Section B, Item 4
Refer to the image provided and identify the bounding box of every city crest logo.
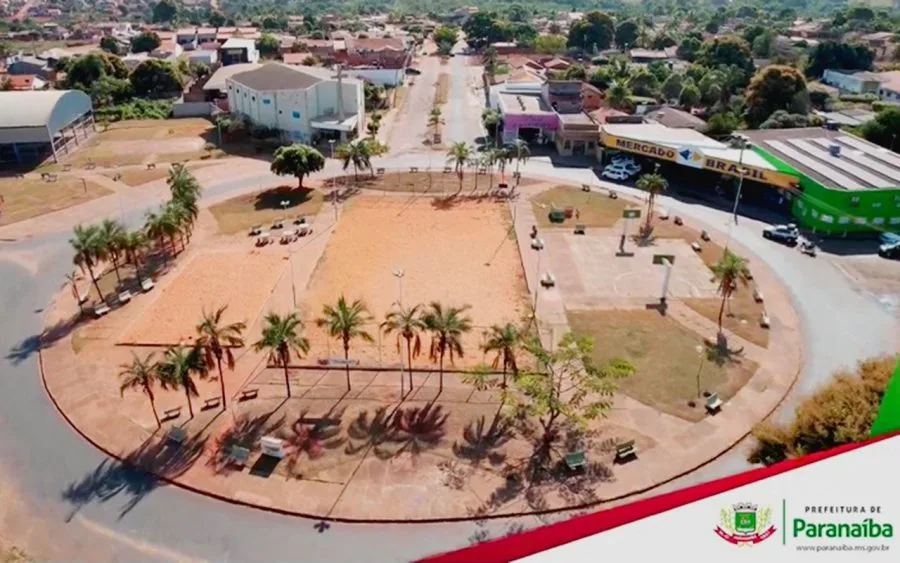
[715,503,777,546]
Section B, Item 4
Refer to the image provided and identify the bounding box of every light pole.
[392,268,405,306]
[694,344,705,399]
[532,247,542,316]
[328,139,336,160]
[730,134,749,226]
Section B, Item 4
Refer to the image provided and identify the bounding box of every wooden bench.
[239,388,259,401]
[146,163,156,170]
[167,427,187,445]
[706,392,723,413]
[227,445,251,467]
[249,225,263,236]
[443,166,452,173]
[691,241,702,252]
[565,451,587,471]
[271,220,284,230]
[93,304,111,317]
[203,396,221,410]
[163,406,182,420]
[753,288,764,303]
[615,440,637,463]
[574,224,586,235]
[141,278,155,292]
[376,167,385,175]
[409,167,419,173]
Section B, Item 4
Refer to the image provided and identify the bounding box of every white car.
[604,164,639,178]
[611,154,635,165]
[602,169,630,181]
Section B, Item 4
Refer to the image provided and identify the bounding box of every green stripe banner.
[871,355,900,438]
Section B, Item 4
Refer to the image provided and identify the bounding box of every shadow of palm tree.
[702,336,746,367]
[345,406,400,459]
[452,414,513,467]
[208,411,286,475]
[7,311,84,365]
[389,403,449,456]
[62,431,207,521]
[281,407,348,477]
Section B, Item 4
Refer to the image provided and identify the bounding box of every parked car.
[622,162,641,175]
[878,241,900,260]
[610,154,635,165]
[405,67,422,75]
[880,232,900,245]
[762,223,800,244]
[602,169,630,181]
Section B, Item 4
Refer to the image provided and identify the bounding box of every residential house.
[877,71,900,101]
[220,38,260,66]
[2,74,46,90]
[581,82,603,111]
[821,70,883,95]
[643,107,708,132]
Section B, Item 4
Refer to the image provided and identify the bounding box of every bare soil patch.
[532,186,631,228]
[208,186,325,235]
[434,73,450,105]
[325,171,537,195]
[0,177,110,226]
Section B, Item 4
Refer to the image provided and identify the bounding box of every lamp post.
[730,134,749,226]
[328,138,336,159]
[694,344,705,399]
[392,268,405,306]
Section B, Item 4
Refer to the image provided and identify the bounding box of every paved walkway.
[36,176,802,522]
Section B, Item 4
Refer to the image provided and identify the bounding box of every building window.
[872,201,882,208]
[872,217,885,225]
[263,99,271,105]
[820,214,833,223]
[292,111,300,119]
[890,217,900,225]
[853,217,866,225]
[838,216,850,224]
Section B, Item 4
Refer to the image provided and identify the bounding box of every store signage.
[601,132,799,189]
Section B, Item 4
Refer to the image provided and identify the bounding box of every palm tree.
[162,203,186,252]
[482,46,499,77]
[119,352,162,428]
[253,312,309,398]
[70,224,106,301]
[506,138,530,178]
[446,142,471,193]
[606,79,631,110]
[196,305,246,410]
[493,147,510,182]
[635,171,668,230]
[336,139,372,181]
[167,163,201,203]
[428,107,444,138]
[144,209,175,261]
[156,345,208,419]
[98,219,126,284]
[381,304,425,392]
[119,230,148,278]
[65,271,85,312]
[711,250,751,336]
[482,323,521,389]
[422,302,472,394]
[316,296,374,391]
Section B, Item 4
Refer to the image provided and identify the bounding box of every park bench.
[93,304,110,317]
[608,189,618,199]
[112,173,122,181]
[167,427,187,445]
[615,440,637,463]
[118,290,132,305]
[146,163,156,170]
[674,216,683,226]
[753,288,764,303]
[574,224,586,235]
[249,225,263,236]
[271,220,284,230]
[297,224,311,236]
[41,173,58,182]
[700,230,711,241]
[62,164,72,172]
[691,241,702,252]
[163,406,182,420]
[706,392,723,413]
[760,312,771,329]
[443,166,452,173]
[530,237,544,250]
[293,216,307,226]
[140,278,155,292]
[255,234,270,247]
[581,184,591,192]
[202,396,221,410]
[409,167,419,173]
[280,230,295,244]
[239,388,259,401]
[565,450,587,471]
[540,272,556,288]
[376,168,385,175]
[227,445,251,467]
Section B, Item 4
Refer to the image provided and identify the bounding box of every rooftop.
[228,63,360,92]
[221,37,257,49]
[498,92,554,115]
[203,62,262,90]
[742,127,900,191]
[644,107,707,130]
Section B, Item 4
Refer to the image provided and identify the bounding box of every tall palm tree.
[381,304,425,391]
[606,79,632,110]
[65,271,85,312]
[422,302,472,394]
[119,230,148,277]
[482,46,499,78]
[336,139,372,181]
[156,345,208,419]
[144,209,175,261]
[119,352,163,428]
[70,224,106,300]
[428,107,444,138]
[196,305,246,410]
[446,142,471,193]
[482,323,521,389]
[167,162,201,203]
[711,250,750,336]
[316,296,374,392]
[636,171,668,230]
[98,219,126,284]
[162,203,186,252]
[253,312,309,398]
[493,147,510,182]
[506,138,530,178]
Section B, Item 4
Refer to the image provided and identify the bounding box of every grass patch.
[103,162,217,187]
[324,171,537,194]
[99,118,214,141]
[435,73,450,105]
[567,308,757,422]
[0,177,111,226]
[531,185,630,228]
[209,186,325,235]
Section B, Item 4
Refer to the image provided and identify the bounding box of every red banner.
[714,526,776,545]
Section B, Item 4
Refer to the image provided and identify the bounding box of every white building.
[344,66,405,86]
[221,38,260,66]
[226,63,365,142]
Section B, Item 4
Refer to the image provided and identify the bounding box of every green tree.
[534,34,567,55]
[805,41,875,78]
[679,82,701,109]
[209,11,226,28]
[432,25,458,46]
[152,0,178,23]
[130,31,162,54]
[508,333,634,463]
[711,250,750,335]
[481,46,500,76]
[567,11,615,51]
[89,76,133,107]
[66,53,127,90]
[627,70,660,98]
[676,36,702,62]
[270,143,326,188]
[119,352,163,428]
[697,35,754,78]
[463,12,511,50]
[564,63,587,80]
[446,141,472,193]
[130,59,183,98]
[100,36,121,55]
[636,172,668,230]
[336,139,373,181]
[254,312,309,398]
[98,218,126,284]
[860,107,900,153]
[706,112,740,136]
[156,345,208,419]
[381,304,426,392]
[506,138,529,177]
[422,302,472,394]
[196,305,246,410]
[606,79,632,110]
[662,72,684,101]
[316,296,375,392]
[70,224,106,300]
[481,108,501,142]
[615,20,639,49]
[482,323,521,389]
[119,230,148,278]
[256,33,280,58]
[744,65,808,127]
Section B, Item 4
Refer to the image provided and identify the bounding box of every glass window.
[292,111,301,119]
[263,99,271,105]
[890,217,900,225]
[820,215,833,223]
[872,217,885,225]
[853,217,866,225]
[838,216,850,224]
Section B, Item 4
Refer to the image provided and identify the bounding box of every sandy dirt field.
[119,251,288,345]
[303,197,529,367]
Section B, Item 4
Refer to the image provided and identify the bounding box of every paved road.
[1,154,897,560]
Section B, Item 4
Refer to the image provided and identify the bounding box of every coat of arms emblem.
[715,503,776,545]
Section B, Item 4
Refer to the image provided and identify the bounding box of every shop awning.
[311,114,359,133]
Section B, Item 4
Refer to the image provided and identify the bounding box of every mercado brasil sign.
[601,132,799,190]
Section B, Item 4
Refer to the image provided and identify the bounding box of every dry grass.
[208,186,325,235]
[0,177,111,226]
[531,185,630,229]
[324,171,537,194]
[99,118,214,141]
[435,73,450,105]
[567,309,758,422]
[103,162,218,187]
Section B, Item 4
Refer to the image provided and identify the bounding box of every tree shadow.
[62,431,208,521]
[253,185,316,211]
[280,407,348,477]
[207,410,286,475]
[452,414,513,467]
[631,224,658,248]
[6,311,84,365]
[323,185,361,203]
[345,406,400,459]
[388,402,449,456]
[703,334,746,367]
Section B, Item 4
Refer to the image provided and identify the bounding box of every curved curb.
[38,174,804,524]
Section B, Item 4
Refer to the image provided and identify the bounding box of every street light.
[392,268,405,306]
[695,344,705,399]
[730,134,749,226]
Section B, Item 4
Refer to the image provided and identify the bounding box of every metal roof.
[0,90,92,131]
[228,63,361,92]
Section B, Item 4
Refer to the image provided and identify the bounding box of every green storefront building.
[743,128,900,236]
